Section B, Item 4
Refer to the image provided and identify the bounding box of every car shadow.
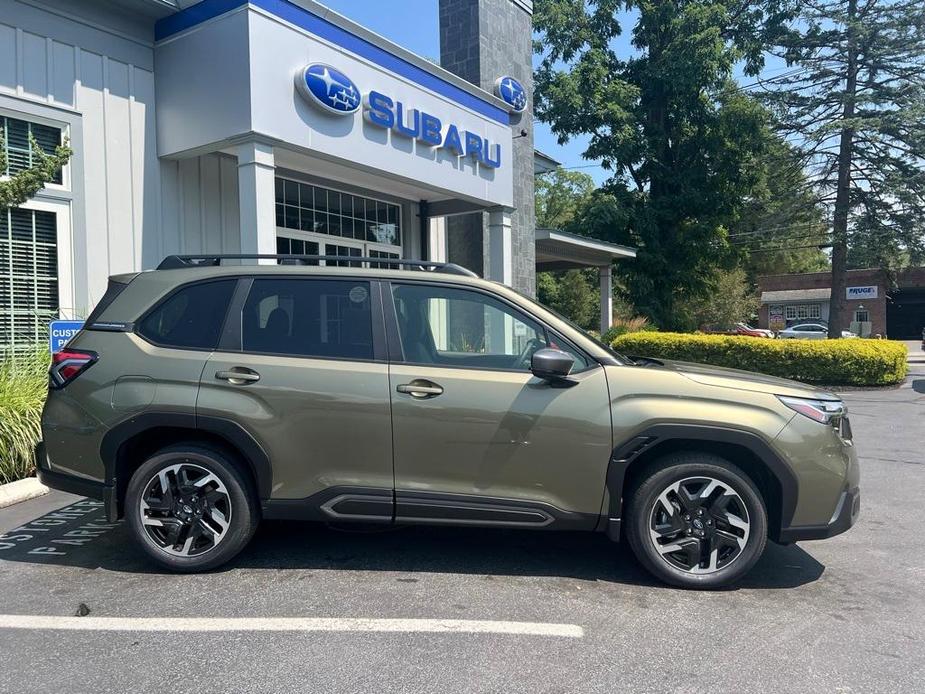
[0,499,825,591]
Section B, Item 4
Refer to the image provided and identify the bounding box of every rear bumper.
[777,487,860,543]
[34,442,117,521]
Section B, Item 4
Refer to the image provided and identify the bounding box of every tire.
[125,444,259,572]
[625,453,768,589]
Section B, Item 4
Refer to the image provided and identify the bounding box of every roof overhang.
[760,288,832,303]
[535,229,636,270]
[533,149,561,175]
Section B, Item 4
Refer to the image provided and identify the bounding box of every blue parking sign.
[49,320,85,353]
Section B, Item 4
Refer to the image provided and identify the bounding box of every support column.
[600,264,614,334]
[237,141,276,261]
[486,207,513,286]
[486,207,514,354]
[428,217,447,262]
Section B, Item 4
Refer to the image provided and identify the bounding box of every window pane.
[284,180,299,206]
[0,207,60,347]
[242,278,372,359]
[284,205,299,230]
[138,280,236,349]
[313,187,328,214]
[275,178,284,204]
[328,191,342,215]
[391,284,548,370]
[353,196,367,220]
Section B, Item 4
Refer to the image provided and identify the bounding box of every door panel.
[198,353,392,500]
[197,276,392,504]
[386,282,612,522]
[389,364,612,520]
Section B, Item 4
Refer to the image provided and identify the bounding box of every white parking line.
[0,615,584,638]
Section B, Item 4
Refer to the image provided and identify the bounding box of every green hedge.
[611,332,908,386]
[0,350,49,484]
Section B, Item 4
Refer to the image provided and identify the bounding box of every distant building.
[758,268,925,338]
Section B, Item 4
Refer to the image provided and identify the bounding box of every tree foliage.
[535,169,596,228]
[0,128,73,212]
[676,266,758,330]
[534,0,795,329]
[733,137,830,280]
[763,0,925,335]
[537,268,600,330]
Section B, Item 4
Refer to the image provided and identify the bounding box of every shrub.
[0,349,49,484]
[602,316,656,344]
[611,332,908,386]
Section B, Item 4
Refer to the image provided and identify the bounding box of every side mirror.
[531,348,574,382]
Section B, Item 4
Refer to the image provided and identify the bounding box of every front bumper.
[35,442,118,521]
[777,486,860,543]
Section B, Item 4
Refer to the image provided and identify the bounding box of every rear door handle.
[215,368,260,384]
[396,380,444,398]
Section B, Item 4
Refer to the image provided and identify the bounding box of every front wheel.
[125,445,259,572]
[625,453,768,589]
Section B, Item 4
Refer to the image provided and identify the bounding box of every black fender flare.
[99,412,273,500]
[604,424,798,540]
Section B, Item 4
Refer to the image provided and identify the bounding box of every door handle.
[215,368,260,384]
[396,380,444,398]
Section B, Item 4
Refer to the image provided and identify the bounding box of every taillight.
[49,349,98,389]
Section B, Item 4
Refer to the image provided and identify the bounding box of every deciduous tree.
[534,0,794,329]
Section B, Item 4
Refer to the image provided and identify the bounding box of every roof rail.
[156,254,479,277]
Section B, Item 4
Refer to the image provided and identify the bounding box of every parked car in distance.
[734,322,775,338]
[778,323,857,339]
[37,254,860,589]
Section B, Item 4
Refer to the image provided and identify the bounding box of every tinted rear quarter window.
[241,278,373,360]
[138,280,236,349]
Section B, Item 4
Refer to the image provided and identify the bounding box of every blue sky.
[318,1,785,186]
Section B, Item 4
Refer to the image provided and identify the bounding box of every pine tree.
[764,0,925,337]
[0,129,72,212]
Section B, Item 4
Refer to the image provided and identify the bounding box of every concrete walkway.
[902,340,925,363]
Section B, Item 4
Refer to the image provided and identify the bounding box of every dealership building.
[758,268,925,339]
[0,0,634,347]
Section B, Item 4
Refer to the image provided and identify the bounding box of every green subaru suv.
[37,255,859,588]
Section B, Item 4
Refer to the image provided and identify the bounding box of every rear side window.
[138,280,236,349]
[241,278,373,360]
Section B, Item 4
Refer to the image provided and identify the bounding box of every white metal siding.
[0,1,241,314]
[159,154,241,261]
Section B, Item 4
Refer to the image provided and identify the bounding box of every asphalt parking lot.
[1,366,923,694]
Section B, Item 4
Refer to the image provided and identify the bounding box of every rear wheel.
[125,445,259,572]
[625,453,767,589]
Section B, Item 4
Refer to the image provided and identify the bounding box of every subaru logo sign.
[296,63,361,115]
[294,63,504,169]
[494,76,527,113]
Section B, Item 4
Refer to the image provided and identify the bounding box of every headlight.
[778,396,852,441]
[778,396,845,424]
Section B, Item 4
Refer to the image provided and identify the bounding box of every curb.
[0,477,49,509]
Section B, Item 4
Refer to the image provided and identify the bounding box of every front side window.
[138,280,236,349]
[242,278,373,360]
[391,283,588,371]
